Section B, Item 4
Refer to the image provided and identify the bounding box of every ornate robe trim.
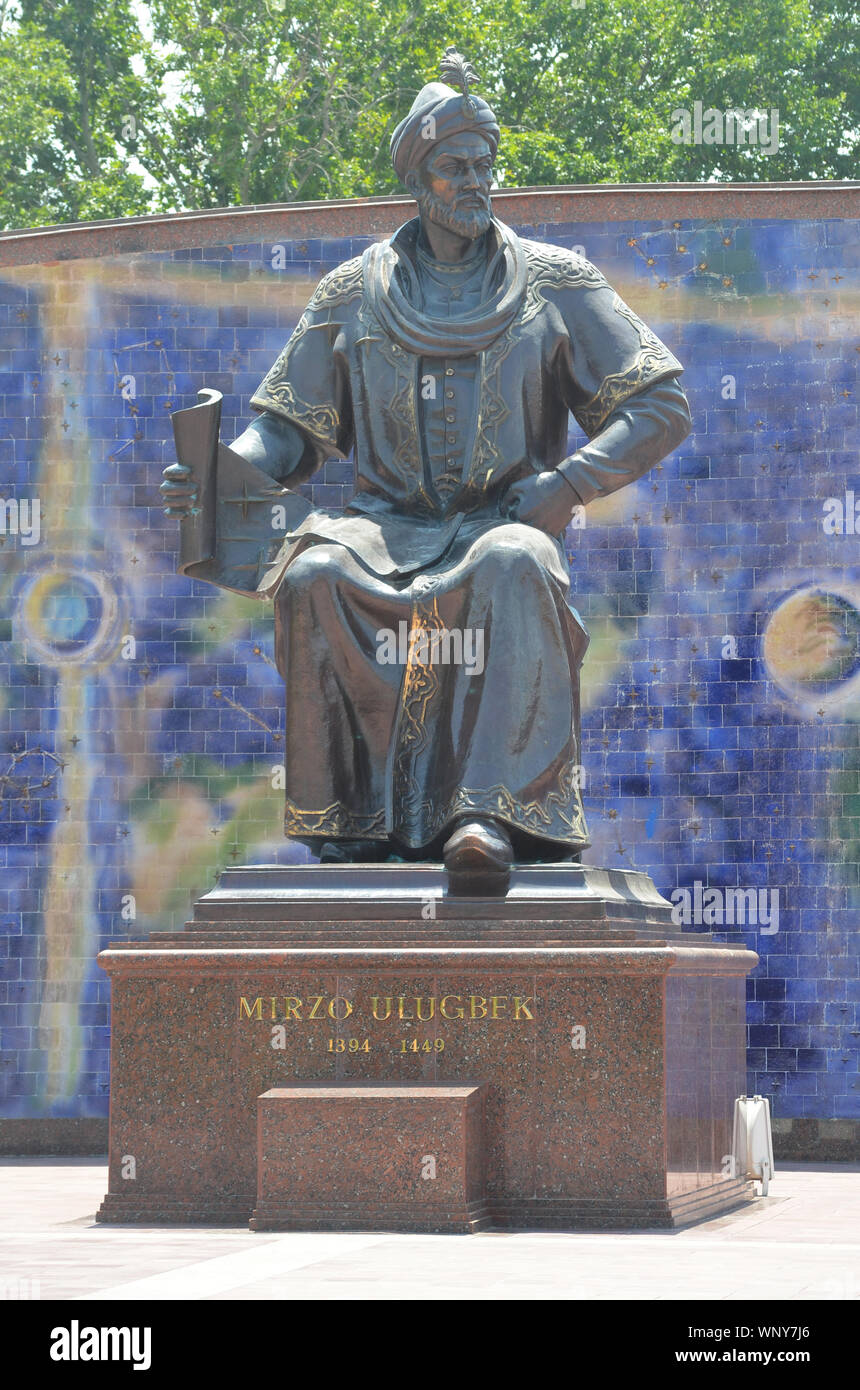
[250,257,364,451]
[575,294,682,436]
[285,799,387,840]
[252,378,340,447]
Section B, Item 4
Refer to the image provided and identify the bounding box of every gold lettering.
[239,989,533,1024]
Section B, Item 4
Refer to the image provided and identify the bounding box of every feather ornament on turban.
[390,49,500,182]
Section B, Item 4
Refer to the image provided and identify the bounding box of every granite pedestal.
[252,1082,488,1232]
[97,864,758,1230]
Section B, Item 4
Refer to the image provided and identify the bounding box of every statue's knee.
[284,545,339,597]
[486,526,549,579]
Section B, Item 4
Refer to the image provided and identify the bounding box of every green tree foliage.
[0,19,76,228]
[0,0,856,229]
[4,0,156,224]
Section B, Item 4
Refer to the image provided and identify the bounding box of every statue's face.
[407,132,494,241]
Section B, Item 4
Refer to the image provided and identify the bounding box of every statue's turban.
[390,82,499,182]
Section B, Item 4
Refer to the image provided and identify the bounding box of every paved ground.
[1,1158,858,1301]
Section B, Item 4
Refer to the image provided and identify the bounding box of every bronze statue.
[162,49,691,891]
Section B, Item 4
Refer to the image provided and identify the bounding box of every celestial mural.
[0,208,857,1120]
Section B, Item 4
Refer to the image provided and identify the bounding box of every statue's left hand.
[503,470,578,536]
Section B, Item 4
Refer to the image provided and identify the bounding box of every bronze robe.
[241,218,688,855]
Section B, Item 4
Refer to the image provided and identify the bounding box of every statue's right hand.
[160,462,199,517]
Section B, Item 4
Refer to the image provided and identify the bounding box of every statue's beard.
[414,185,492,241]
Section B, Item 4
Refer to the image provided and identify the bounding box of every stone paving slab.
[1,1158,857,1301]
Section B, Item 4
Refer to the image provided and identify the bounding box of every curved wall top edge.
[1,181,858,269]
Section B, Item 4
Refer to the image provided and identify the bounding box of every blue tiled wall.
[0,211,857,1118]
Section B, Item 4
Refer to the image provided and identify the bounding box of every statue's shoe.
[442,817,513,894]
